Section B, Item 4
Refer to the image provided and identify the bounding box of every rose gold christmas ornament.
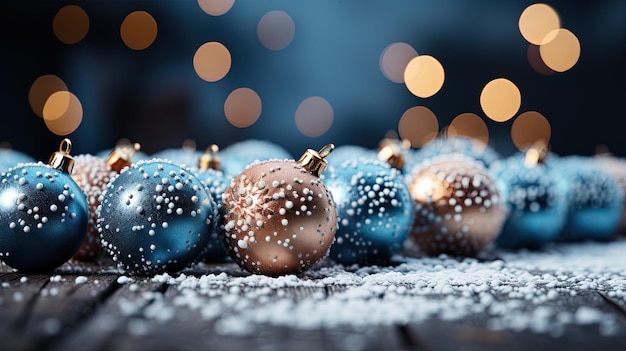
[407,155,508,257]
[220,144,338,276]
[70,142,141,261]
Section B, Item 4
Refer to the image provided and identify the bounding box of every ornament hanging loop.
[298,143,335,177]
[106,142,141,172]
[48,138,75,174]
[199,144,221,170]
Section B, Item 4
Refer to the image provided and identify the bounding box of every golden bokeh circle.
[398,106,439,148]
[120,11,158,50]
[480,78,521,123]
[404,55,445,98]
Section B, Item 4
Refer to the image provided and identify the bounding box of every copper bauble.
[407,155,508,257]
[220,145,338,276]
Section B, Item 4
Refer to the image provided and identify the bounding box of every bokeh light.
[198,0,235,16]
[518,3,560,45]
[539,28,580,72]
[224,88,262,128]
[379,42,418,83]
[53,5,89,45]
[193,41,232,82]
[480,78,521,122]
[295,97,333,137]
[257,11,295,51]
[510,111,551,151]
[398,106,439,147]
[447,112,489,147]
[43,91,83,136]
[527,44,556,75]
[120,11,158,50]
[404,55,445,98]
[28,75,68,118]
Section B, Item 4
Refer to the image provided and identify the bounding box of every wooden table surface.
[2,239,626,351]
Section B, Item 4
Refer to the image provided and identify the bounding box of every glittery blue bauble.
[556,156,624,241]
[191,167,232,263]
[0,149,36,173]
[412,136,501,170]
[0,162,89,273]
[97,159,216,275]
[490,154,569,249]
[219,139,293,177]
[324,158,414,265]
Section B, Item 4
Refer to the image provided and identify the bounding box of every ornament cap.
[199,144,221,170]
[298,143,334,177]
[106,142,141,172]
[524,140,549,167]
[48,138,75,174]
[378,132,411,170]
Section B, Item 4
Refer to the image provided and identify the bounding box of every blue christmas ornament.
[330,145,376,165]
[412,135,501,170]
[324,157,414,265]
[0,146,36,173]
[151,139,202,169]
[0,139,89,273]
[189,145,232,263]
[97,158,216,275]
[556,155,624,241]
[490,148,568,249]
[219,139,293,177]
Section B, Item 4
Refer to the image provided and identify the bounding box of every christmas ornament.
[70,142,141,261]
[330,145,376,165]
[96,138,150,163]
[594,151,626,235]
[190,144,232,263]
[0,144,36,173]
[0,138,89,273]
[151,139,202,169]
[407,154,508,257]
[490,146,568,250]
[410,135,501,171]
[220,144,338,276]
[324,157,414,266]
[219,139,293,177]
[97,158,216,276]
[556,155,624,241]
[376,133,412,171]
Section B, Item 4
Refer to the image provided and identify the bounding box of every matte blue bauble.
[219,139,293,177]
[324,158,414,265]
[557,156,624,241]
[490,152,568,249]
[97,159,216,275]
[0,153,89,273]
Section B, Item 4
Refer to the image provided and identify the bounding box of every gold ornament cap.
[378,132,411,170]
[199,144,221,170]
[106,142,141,172]
[48,138,75,174]
[523,140,549,167]
[298,143,334,177]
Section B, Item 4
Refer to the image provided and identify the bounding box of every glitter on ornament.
[407,154,508,257]
[556,155,624,242]
[0,139,89,273]
[71,142,142,261]
[97,158,216,276]
[189,144,232,263]
[324,157,414,266]
[490,146,569,250]
[219,139,293,178]
[220,144,338,277]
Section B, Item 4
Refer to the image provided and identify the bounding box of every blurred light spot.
[448,113,489,147]
[539,28,580,72]
[43,91,83,136]
[53,5,89,45]
[527,44,555,75]
[224,88,262,128]
[518,3,560,45]
[193,41,232,82]
[511,111,551,151]
[29,75,68,118]
[404,55,445,98]
[295,97,333,137]
[480,78,521,122]
[379,42,418,83]
[257,11,295,51]
[120,11,158,50]
[198,0,235,16]
[398,106,439,148]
